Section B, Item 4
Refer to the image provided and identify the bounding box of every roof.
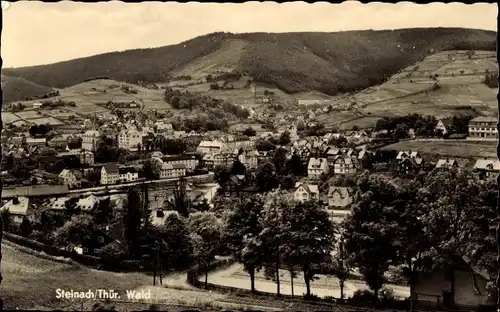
[161,163,186,170]
[333,156,353,165]
[437,119,453,127]
[2,185,69,198]
[26,138,47,143]
[58,169,76,178]
[470,116,498,123]
[102,163,119,174]
[83,130,101,137]
[294,182,319,194]
[162,155,196,162]
[77,195,99,211]
[474,159,500,171]
[118,167,137,175]
[51,197,69,211]
[328,186,353,198]
[436,158,458,168]
[1,196,31,215]
[308,157,328,169]
[198,140,225,148]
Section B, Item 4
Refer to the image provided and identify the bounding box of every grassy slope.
[317,50,498,129]
[379,139,497,160]
[1,74,53,103]
[3,28,496,96]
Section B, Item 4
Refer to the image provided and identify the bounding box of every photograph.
[0,1,498,311]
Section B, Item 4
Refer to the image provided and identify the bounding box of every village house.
[160,163,186,179]
[118,129,143,151]
[332,156,356,175]
[202,154,215,170]
[221,175,247,197]
[293,182,320,202]
[76,194,100,212]
[326,186,354,208]
[48,135,70,149]
[325,146,342,164]
[468,116,498,139]
[50,197,69,212]
[435,118,453,135]
[214,153,235,168]
[397,157,422,175]
[0,196,33,224]
[82,130,100,151]
[10,135,26,146]
[412,255,495,311]
[237,150,259,169]
[435,158,459,170]
[197,139,226,155]
[162,155,199,172]
[100,163,120,185]
[26,137,47,148]
[396,150,424,165]
[154,121,174,134]
[118,166,139,183]
[307,158,329,180]
[473,159,500,178]
[58,169,81,189]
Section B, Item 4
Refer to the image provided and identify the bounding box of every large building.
[118,129,143,151]
[468,116,498,139]
[82,130,101,151]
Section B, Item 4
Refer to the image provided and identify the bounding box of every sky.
[2,1,497,68]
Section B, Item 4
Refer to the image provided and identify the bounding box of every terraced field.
[318,50,498,129]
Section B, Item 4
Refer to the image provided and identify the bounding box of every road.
[203,263,410,300]
[69,173,214,194]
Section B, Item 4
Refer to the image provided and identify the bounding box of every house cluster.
[197,137,263,170]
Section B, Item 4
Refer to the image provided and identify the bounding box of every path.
[204,263,410,299]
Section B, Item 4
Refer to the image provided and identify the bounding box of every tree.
[282,200,335,297]
[54,214,97,250]
[93,197,114,225]
[278,131,291,146]
[242,127,257,137]
[329,238,352,301]
[224,195,266,293]
[255,139,276,152]
[214,165,231,186]
[124,188,144,255]
[19,218,32,237]
[259,191,292,296]
[188,212,223,287]
[231,160,246,176]
[255,162,279,192]
[159,214,193,270]
[343,173,401,301]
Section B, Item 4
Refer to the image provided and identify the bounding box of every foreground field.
[380,139,497,159]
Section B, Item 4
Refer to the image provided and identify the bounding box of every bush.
[347,289,377,306]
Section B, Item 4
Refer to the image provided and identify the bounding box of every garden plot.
[2,112,21,123]
[29,117,65,125]
[15,110,43,119]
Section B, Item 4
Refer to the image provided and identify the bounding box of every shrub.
[347,289,377,306]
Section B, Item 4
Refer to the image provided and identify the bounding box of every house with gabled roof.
[0,196,34,224]
[160,163,186,179]
[332,156,356,175]
[435,158,459,170]
[435,118,453,135]
[326,186,355,208]
[294,182,319,202]
[58,169,81,189]
[118,166,139,183]
[396,150,423,165]
[307,157,329,180]
[100,163,119,185]
[474,159,500,178]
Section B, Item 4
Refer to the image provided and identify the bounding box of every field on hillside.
[6,79,172,123]
[380,139,497,159]
[319,50,498,129]
[1,75,53,103]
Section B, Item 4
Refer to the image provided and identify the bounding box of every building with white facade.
[118,129,143,151]
[468,116,498,139]
[307,157,329,180]
[82,130,100,152]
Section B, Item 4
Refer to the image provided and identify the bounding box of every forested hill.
[3,28,496,96]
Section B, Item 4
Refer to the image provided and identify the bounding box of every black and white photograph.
[0,1,498,311]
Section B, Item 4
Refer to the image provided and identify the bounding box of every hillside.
[1,75,54,103]
[3,28,496,96]
[316,49,498,129]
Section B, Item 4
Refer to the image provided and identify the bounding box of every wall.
[413,269,449,308]
[454,270,493,307]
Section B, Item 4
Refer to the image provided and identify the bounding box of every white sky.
[2,1,497,68]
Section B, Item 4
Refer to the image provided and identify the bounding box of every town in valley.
[0,2,498,312]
